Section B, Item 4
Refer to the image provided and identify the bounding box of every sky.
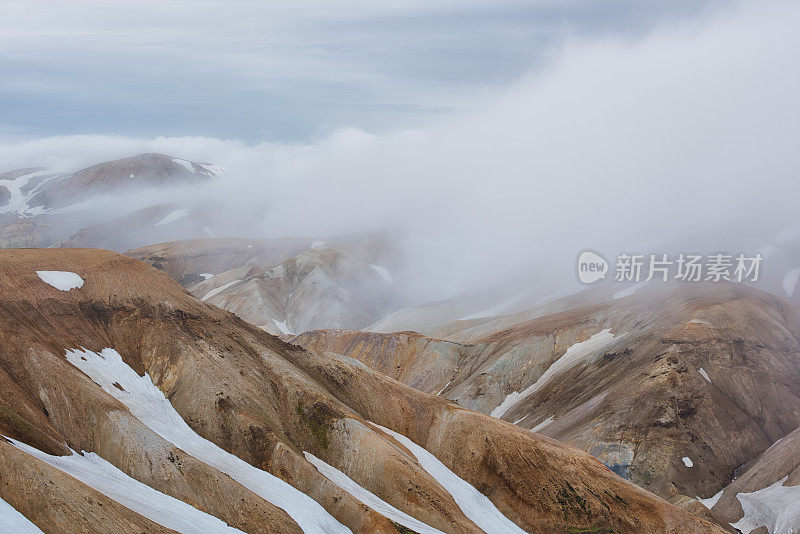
[1,0,716,142]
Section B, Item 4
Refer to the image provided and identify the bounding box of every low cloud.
[2,0,799,302]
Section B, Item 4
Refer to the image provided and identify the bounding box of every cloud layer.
[2,0,799,301]
[0,0,711,140]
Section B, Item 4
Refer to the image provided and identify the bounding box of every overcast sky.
[1,0,716,142]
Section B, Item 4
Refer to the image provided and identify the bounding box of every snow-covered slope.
[0,248,721,533]
[0,495,43,534]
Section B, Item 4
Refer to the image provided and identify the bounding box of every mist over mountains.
[2,1,800,533]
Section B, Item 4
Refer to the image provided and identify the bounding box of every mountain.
[127,237,319,287]
[706,423,800,532]
[292,283,800,521]
[194,244,394,335]
[27,153,217,211]
[0,248,721,533]
[131,238,398,335]
[0,154,217,217]
[0,154,222,250]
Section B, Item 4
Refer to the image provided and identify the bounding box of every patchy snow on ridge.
[612,282,646,300]
[731,476,800,534]
[64,347,351,534]
[304,452,443,534]
[435,379,453,396]
[274,319,293,335]
[530,416,555,433]
[155,208,190,226]
[0,170,55,216]
[682,457,693,467]
[200,273,214,280]
[698,489,723,510]
[698,368,711,383]
[198,163,224,175]
[369,264,392,284]
[459,288,537,321]
[492,329,622,419]
[172,159,196,173]
[783,268,800,297]
[201,280,241,301]
[6,437,243,534]
[36,271,84,291]
[373,423,526,534]
[0,494,43,533]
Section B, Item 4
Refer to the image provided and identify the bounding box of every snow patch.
[274,319,292,335]
[612,282,646,300]
[698,490,723,510]
[6,437,243,533]
[200,273,214,280]
[201,280,241,301]
[36,271,84,291]
[129,173,135,179]
[198,163,224,176]
[682,457,694,467]
[459,288,537,321]
[311,241,326,249]
[782,268,800,297]
[0,494,43,533]
[698,368,711,383]
[435,379,453,396]
[155,209,190,226]
[64,347,351,534]
[373,423,525,534]
[172,159,196,173]
[304,452,443,534]
[369,264,392,284]
[530,416,555,433]
[492,329,621,418]
[732,476,800,534]
[0,170,55,216]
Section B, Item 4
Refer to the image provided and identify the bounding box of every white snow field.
[155,208,190,226]
[373,423,526,534]
[612,282,646,300]
[0,495,43,533]
[274,319,293,335]
[530,416,555,433]
[0,170,54,216]
[172,159,197,173]
[304,452,443,534]
[783,268,800,297]
[731,476,800,534]
[6,437,243,533]
[369,264,393,284]
[682,457,694,467]
[36,271,84,291]
[201,280,241,301]
[64,347,351,534]
[698,490,723,510]
[492,329,622,418]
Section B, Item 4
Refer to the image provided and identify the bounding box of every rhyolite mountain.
[130,237,398,335]
[292,283,800,532]
[0,154,220,249]
[0,249,723,533]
